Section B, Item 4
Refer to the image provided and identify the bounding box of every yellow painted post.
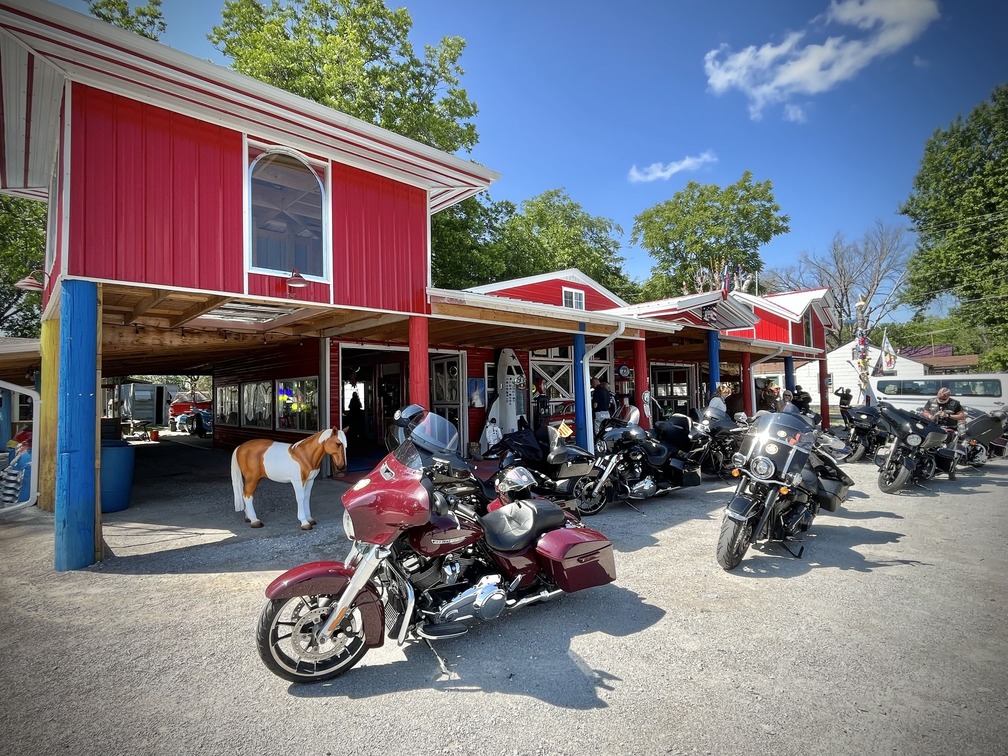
[39,319,60,513]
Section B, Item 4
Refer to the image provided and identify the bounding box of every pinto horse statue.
[231,428,348,530]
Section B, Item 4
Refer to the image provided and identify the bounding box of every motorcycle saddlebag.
[815,478,847,512]
[678,464,701,488]
[536,526,616,592]
[934,447,957,474]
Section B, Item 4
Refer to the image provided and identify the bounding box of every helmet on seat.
[495,466,535,505]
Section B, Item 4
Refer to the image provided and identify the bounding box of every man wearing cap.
[922,387,966,429]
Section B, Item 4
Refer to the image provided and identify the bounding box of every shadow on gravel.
[729,521,909,578]
[288,583,664,708]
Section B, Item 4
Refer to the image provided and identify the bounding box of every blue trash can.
[100,439,135,513]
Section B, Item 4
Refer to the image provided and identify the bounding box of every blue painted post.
[55,280,98,571]
[784,357,796,391]
[573,329,588,450]
[0,388,10,449]
[706,330,721,399]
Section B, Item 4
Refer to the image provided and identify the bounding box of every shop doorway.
[651,364,695,419]
[340,347,409,457]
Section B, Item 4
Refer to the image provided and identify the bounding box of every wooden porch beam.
[167,296,232,328]
[125,288,171,324]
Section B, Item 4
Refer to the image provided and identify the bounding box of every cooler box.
[536,526,616,592]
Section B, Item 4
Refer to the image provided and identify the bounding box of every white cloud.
[628,150,718,183]
[783,104,807,123]
[704,0,940,120]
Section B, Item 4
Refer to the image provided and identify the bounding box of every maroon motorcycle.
[255,406,617,683]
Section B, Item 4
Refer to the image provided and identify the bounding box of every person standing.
[592,379,612,435]
[707,383,732,414]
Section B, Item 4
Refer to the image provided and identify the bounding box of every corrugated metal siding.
[331,162,427,313]
[811,311,827,350]
[68,85,244,292]
[487,280,621,311]
[247,273,332,303]
[752,308,791,343]
[790,321,805,346]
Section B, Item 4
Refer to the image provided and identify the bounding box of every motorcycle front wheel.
[846,436,866,463]
[256,594,369,683]
[716,516,752,571]
[572,472,613,516]
[877,461,912,493]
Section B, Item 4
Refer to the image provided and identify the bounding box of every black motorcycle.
[839,403,889,463]
[486,425,596,509]
[692,406,747,476]
[875,402,956,493]
[956,410,1008,468]
[716,411,853,571]
[576,416,701,516]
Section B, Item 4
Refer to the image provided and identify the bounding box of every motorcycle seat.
[480,498,568,552]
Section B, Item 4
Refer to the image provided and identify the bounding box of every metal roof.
[0,0,498,208]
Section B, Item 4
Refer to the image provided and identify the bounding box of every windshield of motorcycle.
[737,412,813,477]
[701,405,736,431]
[392,410,460,467]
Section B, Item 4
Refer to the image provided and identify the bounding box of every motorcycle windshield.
[738,412,813,477]
[397,411,460,458]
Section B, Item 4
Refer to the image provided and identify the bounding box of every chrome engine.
[627,475,658,500]
[435,575,507,623]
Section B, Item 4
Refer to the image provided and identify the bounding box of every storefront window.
[242,382,273,429]
[215,385,239,426]
[276,378,319,432]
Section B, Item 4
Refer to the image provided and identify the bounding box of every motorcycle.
[875,402,956,493]
[486,424,596,510]
[839,403,889,463]
[692,405,748,476]
[955,409,1008,468]
[716,411,853,571]
[255,406,616,683]
[576,411,701,516]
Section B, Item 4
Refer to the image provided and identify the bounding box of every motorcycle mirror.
[733,412,748,424]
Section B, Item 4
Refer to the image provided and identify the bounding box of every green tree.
[209,0,478,154]
[431,195,522,290]
[503,189,639,302]
[632,170,789,297]
[879,315,990,357]
[900,83,1008,348]
[0,196,47,338]
[87,0,166,40]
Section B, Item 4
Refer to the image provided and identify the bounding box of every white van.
[869,374,1007,417]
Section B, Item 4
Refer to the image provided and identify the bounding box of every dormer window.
[562,287,585,310]
[249,149,326,278]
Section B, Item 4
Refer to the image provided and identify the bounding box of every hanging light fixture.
[286,268,308,289]
[14,270,45,292]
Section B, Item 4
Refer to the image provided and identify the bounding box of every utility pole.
[855,295,870,404]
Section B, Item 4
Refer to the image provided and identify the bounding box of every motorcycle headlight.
[731,452,746,468]
[343,509,355,540]
[750,456,775,480]
[906,433,923,448]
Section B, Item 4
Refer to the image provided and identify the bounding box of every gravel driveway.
[1,437,1005,756]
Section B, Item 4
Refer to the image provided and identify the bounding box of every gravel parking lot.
[1,437,1005,756]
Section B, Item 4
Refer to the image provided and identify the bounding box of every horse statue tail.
[231,447,245,512]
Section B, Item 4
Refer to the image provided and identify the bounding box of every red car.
[169,391,212,419]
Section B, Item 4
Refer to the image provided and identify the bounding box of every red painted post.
[633,339,650,430]
[741,351,753,416]
[408,315,429,409]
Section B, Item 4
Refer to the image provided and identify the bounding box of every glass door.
[430,355,462,429]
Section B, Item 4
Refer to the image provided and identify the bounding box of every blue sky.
[57,0,1007,286]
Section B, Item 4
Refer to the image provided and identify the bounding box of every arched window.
[249,151,325,278]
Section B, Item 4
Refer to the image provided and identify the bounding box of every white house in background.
[794,337,927,410]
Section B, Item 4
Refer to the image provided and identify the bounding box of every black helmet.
[495,466,535,504]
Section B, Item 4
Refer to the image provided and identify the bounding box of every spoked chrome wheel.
[573,472,612,516]
[256,594,369,683]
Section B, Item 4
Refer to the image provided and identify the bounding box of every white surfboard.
[480,348,528,452]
